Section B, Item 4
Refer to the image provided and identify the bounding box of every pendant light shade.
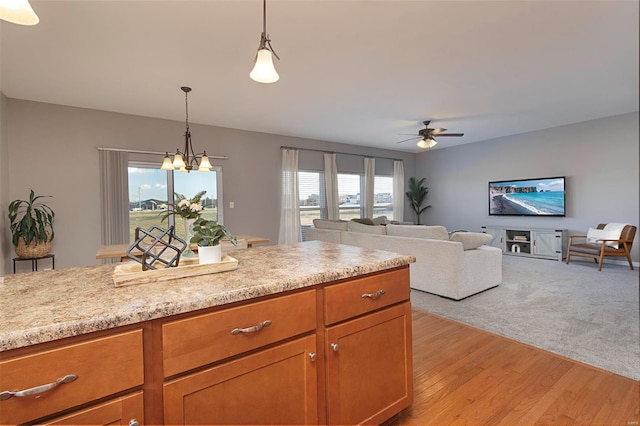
[0,0,39,25]
[250,49,280,83]
[250,0,280,83]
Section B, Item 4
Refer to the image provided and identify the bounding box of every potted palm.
[405,177,431,225]
[190,218,237,264]
[8,189,55,258]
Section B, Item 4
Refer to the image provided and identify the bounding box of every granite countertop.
[0,241,415,352]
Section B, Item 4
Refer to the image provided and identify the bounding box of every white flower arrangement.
[160,191,206,221]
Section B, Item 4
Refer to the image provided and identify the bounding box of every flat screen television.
[489,176,566,216]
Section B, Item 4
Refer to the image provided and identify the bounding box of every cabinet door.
[44,392,143,425]
[163,335,317,425]
[325,302,413,425]
[532,231,557,257]
[483,228,505,251]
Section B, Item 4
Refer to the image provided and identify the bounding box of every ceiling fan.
[396,120,464,149]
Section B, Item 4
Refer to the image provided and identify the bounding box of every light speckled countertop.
[0,241,414,352]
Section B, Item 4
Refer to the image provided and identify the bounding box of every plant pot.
[198,244,222,264]
[15,238,52,259]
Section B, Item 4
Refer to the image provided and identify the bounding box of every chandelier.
[161,87,212,173]
[249,0,280,83]
[0,0,39,25]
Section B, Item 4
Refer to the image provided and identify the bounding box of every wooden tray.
[112,255,238,287]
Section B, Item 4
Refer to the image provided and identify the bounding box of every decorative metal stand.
[126,226,187,271]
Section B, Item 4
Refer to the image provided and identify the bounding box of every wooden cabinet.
[44,391,143,425]
[0,266,412,425]
[482,226,568,261]
[163,335,318,425]
[323,268,413,425]
[0,330,144,425]
[325,302,413,425]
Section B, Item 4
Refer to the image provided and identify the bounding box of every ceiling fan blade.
[431,128,447,135]
[436,133,464,137]
[396,136,420,144]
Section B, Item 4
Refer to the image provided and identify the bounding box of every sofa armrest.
[305,227,342,244]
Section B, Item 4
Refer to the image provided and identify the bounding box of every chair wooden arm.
[568,235,588,245]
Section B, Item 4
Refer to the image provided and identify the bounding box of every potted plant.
[8,189,55,259]
[405,177,431,225]
[190,218,237,264]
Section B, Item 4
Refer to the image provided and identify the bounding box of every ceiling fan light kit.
[160,87,212,173]
[250,0,280,83]
[397,120,464,149]
[0,0,39,25]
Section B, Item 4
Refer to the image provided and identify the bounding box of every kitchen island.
[0,241,415,425]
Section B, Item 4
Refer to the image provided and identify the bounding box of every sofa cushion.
[313,219,348,231]
[347,221,387,235]
[350,218,375,226]
[386,224,449,240]
[449,232,492,250]
[371,216,388,225]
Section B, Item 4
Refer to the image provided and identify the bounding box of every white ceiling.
[1,0,638,153]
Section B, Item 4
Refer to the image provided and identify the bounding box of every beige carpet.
[410,255,640,380]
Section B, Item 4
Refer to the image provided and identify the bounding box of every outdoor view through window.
[128,164,221,242]
[299,171,393,239]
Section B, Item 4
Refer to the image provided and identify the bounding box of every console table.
[13,254,55,273]
[482,226,568,261]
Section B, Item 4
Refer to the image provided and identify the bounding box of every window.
[127,161,223,242]
[374,175,394,218]
[338,173,362,221]
[299,171,325,240]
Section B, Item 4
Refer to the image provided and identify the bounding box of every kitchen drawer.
[163,289,317,377]
[324,267,410,325]
[0,330,143,425]
[44,391,143,425]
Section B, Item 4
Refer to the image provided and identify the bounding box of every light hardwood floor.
[389,310,639,426]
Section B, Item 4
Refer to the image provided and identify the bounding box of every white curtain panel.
[99,150,130,264]
[393,160,405,221]
[363,157,375,219]
[324,153,339,220]
[278,148,301,244]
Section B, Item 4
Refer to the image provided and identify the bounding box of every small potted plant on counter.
[190,218,237,264]
[8,189,55,259]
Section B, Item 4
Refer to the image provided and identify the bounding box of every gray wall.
[415,112,639,263]
[3,99,415,272]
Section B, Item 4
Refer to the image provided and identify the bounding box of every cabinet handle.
[231,320,272,335]
[362,289,385,299]
[331,343,340,352]
[0,374,77,401]
[129,420,140,426]
[308,352,318,361]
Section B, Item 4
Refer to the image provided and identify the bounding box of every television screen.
[489,176,566,216]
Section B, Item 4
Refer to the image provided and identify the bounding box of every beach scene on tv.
[489,177,565,216]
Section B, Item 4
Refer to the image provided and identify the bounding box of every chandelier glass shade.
[250,0,279,83]
[417,137,437,149]
[0,0,39,25]
[161,87,211,173]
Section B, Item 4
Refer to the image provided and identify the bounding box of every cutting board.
[112,255,238,287]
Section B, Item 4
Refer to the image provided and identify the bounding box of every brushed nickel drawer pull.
[0,374,78,401]
[362,289,385,299]
[231,320,272,335]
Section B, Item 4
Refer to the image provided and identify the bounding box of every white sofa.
[306,220,502,300]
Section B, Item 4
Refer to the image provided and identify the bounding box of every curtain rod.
[280,146,403,162]
[97,147,229,160]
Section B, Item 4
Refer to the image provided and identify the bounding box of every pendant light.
[249,0,280,83]
[0,0,39,25]
[161,87,212,173]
